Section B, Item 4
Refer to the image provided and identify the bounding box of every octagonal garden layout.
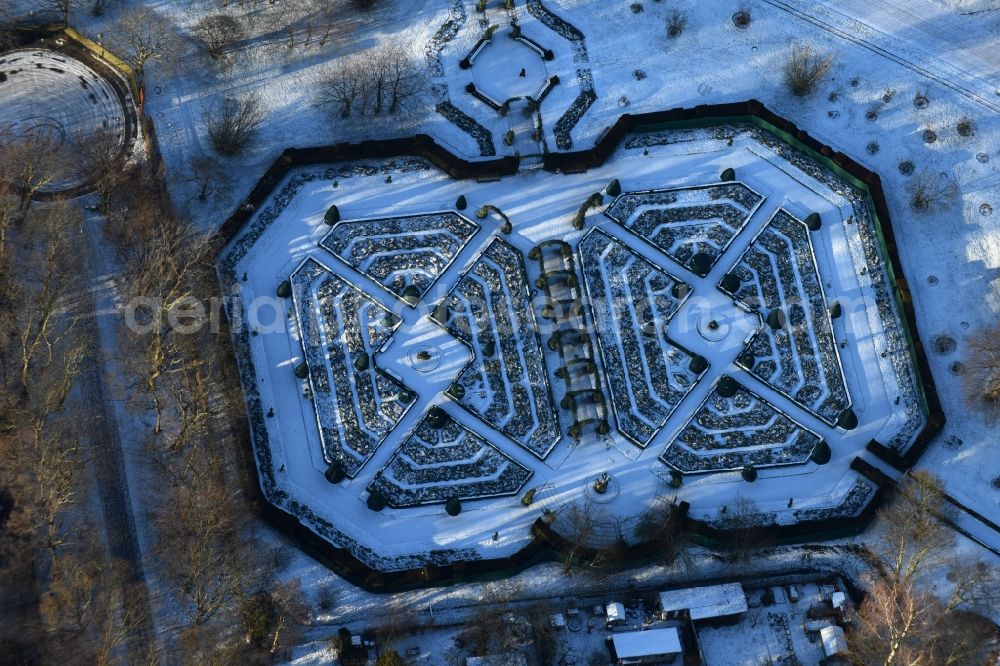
[219,119,930,573]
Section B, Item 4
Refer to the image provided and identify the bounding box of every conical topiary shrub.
[325,462,345,484]
[766,308,786,330]
[432,303,449,324]
[445,496,462,516]
[455,195,468,210]
[717,375,739,398]
[447,384,466,399]
[837,408,858,430]
[671,282,690,299]
[810,440,831,465]
[742,464,758,482]
[719,273,740,293]
[398,390,414,404]
[324,204,340,226]
[402,284,421,305]
[294,362,309,379]
[606,178,622,197]
[277,280,292,298]
[354,353,369,372]
[427,405,449,428]
[720,167,736,182]
[689,355,708,374]
[804,212,822,231]
[367,491,387,512]
[829,301,842,319]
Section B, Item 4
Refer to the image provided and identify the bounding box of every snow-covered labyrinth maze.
[220,120,931,572]
[0,47,130,192]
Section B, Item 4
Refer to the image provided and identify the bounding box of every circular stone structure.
[471,37,547,103]
[407,344,442,373]
[697,315,730,342]
[0,47,131,193]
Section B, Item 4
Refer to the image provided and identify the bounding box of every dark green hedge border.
[218,100,941,592]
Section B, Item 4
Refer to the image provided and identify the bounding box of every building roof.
[658,583,748,621]
[606,602,626,623]
[821,625,848,656]
[611,628,683,659]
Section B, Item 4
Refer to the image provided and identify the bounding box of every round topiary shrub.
[742,464,758,482]
[837,408,858,430]
[466,82,477,94]
[544,49,555,61]
[689,252,712,277]
[804,212,822,231]
[325,462,345,484]
[277,280,292,298]
[427,405,449,428]
[689,355,708,374]
[766,308,786,330]
[354,353,370,372]
[366,491,387,512]
[717,375,739,398]
[720,167,736,182]
[829,301,842,319]
[445,496,462,516]
[455,194,468,210]
[398,390,414,404]
[720,273,740,293]
[810,440,831,465]
[606,178,622,197]
[324,205,340,226]
[294,362,309,379]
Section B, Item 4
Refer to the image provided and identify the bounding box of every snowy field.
[220,122,926,570]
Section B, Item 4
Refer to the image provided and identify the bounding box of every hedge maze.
[661,378,823,473]
[369,411,532,508]
[433,238,562,458]
[579,229,704,446]
[290,258,414,477]
[604,183,764,275]
[722,210,851,423]
[320,212,479,305]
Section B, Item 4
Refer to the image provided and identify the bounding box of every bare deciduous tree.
[77,129,123,216]
[0,130,72,212]
[110,8,181,80]
[963,324,1000,420]
[317,39,425,118]
[194,13,246,59]
[909,169,957,212]
[185,155,231,203]
[875,470,954,584]
[206,92,266,156]
[784,43,834,97]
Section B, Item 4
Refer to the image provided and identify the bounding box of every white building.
[657,582,748,623]
[611,627,683,665]
[821,625,849,658]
